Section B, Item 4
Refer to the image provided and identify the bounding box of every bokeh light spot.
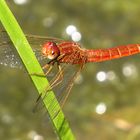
[122,64,137,77]
[71,31,82,42]
[95,102,107,115]
[13,0,29,5]
[96,71,107,82]
[66,25,77,36]
[107,71,116,81]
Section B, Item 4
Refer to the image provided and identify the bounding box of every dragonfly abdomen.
[86,44,140,62]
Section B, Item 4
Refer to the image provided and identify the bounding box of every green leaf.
[0,0,75,140]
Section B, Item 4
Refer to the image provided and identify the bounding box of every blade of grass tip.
[0,0,75,140]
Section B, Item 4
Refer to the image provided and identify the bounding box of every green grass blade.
[0,0,75,140]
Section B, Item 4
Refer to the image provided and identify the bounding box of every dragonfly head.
[42,42,60,60]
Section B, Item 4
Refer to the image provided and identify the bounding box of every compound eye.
[42,42,60,60]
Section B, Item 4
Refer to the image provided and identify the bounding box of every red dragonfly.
[0,30,140,112]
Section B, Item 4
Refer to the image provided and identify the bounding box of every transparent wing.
[33,63,83,118]
[0,30,64,68]
[48,64,83,119]
[0,41,23,68]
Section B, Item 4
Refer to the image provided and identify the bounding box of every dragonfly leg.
[33,63,64,113]
[59,64,83,109]
[42,63,50,70]
[43,64,53,76]
[32,65,63,113]
[30,62,53,77]
[48,64,64,90]
[34,65,64,115]
[49,65,82,120]
[41,65,64,100]
[42,59,57,76]
[57,64,63,79]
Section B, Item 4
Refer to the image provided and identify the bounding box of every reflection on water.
[1,0,140,140]
[122,63,138,78]
[95,102,106,115]
[13,0,29,5]
[65,24,82,42]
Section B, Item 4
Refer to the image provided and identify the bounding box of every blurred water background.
[0,0,140,140]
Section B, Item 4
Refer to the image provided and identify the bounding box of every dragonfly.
[0,30,140,114]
